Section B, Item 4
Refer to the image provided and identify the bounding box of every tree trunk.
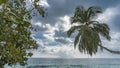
[99,45,120,54]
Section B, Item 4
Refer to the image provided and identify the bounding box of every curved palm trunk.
[99,45,120,54]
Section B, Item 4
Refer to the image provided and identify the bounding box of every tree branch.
[99,45,120,54]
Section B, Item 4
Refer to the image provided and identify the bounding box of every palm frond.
[67,26,81,37]
[67,5,115,56]
[93,23,111,40]
[71,6,85,24]
[74,32,81,49]
[70,17,83,24]
[87,6,102,19]
[78,26,101,55]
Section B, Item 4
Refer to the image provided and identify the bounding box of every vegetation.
[67,6,120,56]
[0,0,120,67]
[0,0,44,67]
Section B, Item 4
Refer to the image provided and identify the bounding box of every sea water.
[4,58,120,68]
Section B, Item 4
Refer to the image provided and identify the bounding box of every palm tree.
[67,6,120,56]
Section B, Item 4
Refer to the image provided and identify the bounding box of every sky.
[30,0,120,58]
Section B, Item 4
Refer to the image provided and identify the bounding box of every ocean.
[4,58,120,68]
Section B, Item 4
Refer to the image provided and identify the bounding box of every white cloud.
[91,6,120,58]
[38,0,50,8]
[111,32,120,40]
[55,15,71,31]
[32,43,90,58]
[96,6,120,23]
[32,30,120,58]
[96,5,120,52]
[31,23,55,44]
[26,0,49,8]
[43,34,54,41]
[31,6,120,58]
[102,31,120,49]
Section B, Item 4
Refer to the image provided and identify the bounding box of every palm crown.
[67,6,111,55]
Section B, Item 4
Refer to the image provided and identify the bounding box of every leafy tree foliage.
[67,6,120,56]
[0,0,44,67]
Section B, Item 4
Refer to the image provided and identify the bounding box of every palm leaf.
[87,6,102,19]
[67,26,81,37]
[93,23,111,40]
[74,32,81,49]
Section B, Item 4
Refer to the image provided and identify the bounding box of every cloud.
[93,6,120,58]
[32,0,120,23]
[30,0,120,58]
[32,35,120,58]
[38,0,50,8]
[32,15,72,43]
[32,43,90,58]
[31,31,120,58]
[26,0,49,7]
[58,15,71,31]
[97,6,120,23]
[94,5,120,51]
[102,31,120,50]
[96,5,120,31]
[31,10,120,58]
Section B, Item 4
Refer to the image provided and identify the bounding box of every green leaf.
[0,0,44,66]
[0,0,8,5]
[28,53,33,57]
